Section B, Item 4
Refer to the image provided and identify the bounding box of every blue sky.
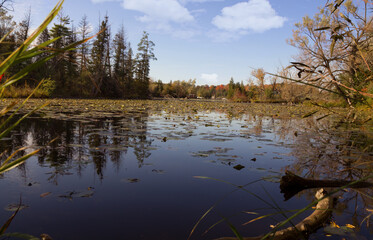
[12,0,324,85]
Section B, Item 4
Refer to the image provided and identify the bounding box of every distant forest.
[0,0,372,106]
[0,5,156,99]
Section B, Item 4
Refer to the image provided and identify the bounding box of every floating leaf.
[152,169,165,174]
[191,152,210,158]
[270,224,278,229]
[40,192,51,198]
[58,189,95,199]
[233,164,245,171]
[256,168,266,171]
[5,204,29,212]
[123,178,140,183]
[73,190,94,198]
[345,224,355,229]
[331,221,340,228]
[324,225,354,236]
[262,175,281,183]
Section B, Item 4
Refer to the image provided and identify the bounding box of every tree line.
[0,7,156,98]
[148,71,323,104]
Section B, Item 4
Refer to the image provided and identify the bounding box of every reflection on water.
[0,105,372,240]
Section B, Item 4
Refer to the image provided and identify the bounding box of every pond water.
[0,100,372,240]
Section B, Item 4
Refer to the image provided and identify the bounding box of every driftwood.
[215,171,372,240]
[215,188,333,240]
[40,234,53,240]
[280,170,373,200]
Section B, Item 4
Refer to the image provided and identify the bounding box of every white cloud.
[122,0,194,24]
[120,0,199,38]
[90,0,198,39]
[212,0,286,33]
[199,73,219,85]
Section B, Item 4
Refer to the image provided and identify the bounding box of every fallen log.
[280,170,373,200]
[215,188,333,240]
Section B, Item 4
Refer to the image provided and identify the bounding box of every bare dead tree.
[0,0,14,11]
[287,0,373,106]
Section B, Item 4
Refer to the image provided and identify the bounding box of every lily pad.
[233,164,245,170]
[5,204,29,212]
[59,189,95,199]
[324,225,354,236]
[40,192,52,198]
[73,190,94,198]
[122,178,140,183]
[152,169,165,174]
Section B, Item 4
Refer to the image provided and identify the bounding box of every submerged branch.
[280,171,373,200]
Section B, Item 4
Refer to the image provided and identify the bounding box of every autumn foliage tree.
[288,0,373,106]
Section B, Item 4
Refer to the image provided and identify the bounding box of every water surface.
[0,100,372,240]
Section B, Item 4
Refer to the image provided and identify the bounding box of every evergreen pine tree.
[134,31,156,98]
[50,12,73,93]
[79,15,91,73]
[90,15,111,96]
[65,23,79,94]
[78,15,91,96]
[112,25,126,97]
[29,27,52,86]
[123,43,134,98]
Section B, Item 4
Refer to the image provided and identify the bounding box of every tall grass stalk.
[0,0,93,237]
[189,176,298,239]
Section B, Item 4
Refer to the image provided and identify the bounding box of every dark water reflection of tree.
[277,117,373,231]
[0,111,153,183]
